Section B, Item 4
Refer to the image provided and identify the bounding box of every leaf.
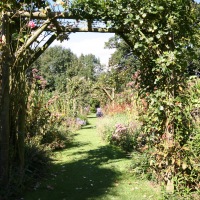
[128,13,133,18]
[150,160,154,166]
[136,15,140,20]
[182,146,190,151]
[19,37,25,43]
[12,33,18,40]
[156,34,161,39]
[176,159,181,166]
[134,42,139,49]
[182,162,187,170]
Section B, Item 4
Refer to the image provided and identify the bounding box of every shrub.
[76,113,88,125]
[97,113,129,140]
[24,141,52,180]
[97,113,141,152]
[40,124,72,151]
[1,141,52,199]
[110,123,141,152]
[65,117,82,131]
[130,151,153,180]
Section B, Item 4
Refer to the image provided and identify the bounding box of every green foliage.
[40,124,71,151]
[77,54,103,80]
[66,76,93,114]
[89,98,100,113]
[111,123,141,152]
[105,35,139,80]
[24,141,52,181]
[26,83,73,151]
[130,151,153,180]
[97,113,141,152]
[0,140,52,200]
[32,46,78,91]
[26,89,50,137]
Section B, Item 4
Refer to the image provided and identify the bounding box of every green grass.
[22,114,161,200]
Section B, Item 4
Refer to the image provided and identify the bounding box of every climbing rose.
[28,21,36,29]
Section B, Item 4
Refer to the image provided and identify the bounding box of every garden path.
[23,114,160,200]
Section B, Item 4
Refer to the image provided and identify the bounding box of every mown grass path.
[23,115,160,200]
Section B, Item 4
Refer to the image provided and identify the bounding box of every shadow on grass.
[65,141,91,149]
[87,116,97,119]
[24,145,126,200]
[81,125,96,129]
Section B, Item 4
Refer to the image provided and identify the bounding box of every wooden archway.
[0,5,128,186]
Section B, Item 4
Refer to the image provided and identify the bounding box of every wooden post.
[17,70,26,177]
[0,14,10,187]
[112,88,115,108]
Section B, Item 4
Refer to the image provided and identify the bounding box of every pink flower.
[32,68,38,73]
[33,75,41,79]
[126,81,134,87]
[28,21,36,29]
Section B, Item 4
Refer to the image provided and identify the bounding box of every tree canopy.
[32,45,103,91]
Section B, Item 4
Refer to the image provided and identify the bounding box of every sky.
[51,0,200,66]
[52,32,115,66]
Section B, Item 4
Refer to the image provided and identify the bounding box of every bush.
[130,151,153,180]
[40,125,72,151]
[97,113,141,152]
[1,141,52,200]
[110,123,140,152]
[24,141,52,180]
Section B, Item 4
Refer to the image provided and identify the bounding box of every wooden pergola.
[0,7,128,186]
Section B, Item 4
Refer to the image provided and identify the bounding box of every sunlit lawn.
[22,114,161,200]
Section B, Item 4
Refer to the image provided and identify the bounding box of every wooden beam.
[28,33,58,66]
[7,11,128,34]
[8,11,93,20]
[15,19,51,59]
[45,26,117,33]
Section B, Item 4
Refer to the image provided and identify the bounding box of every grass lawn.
[22,114,161,200]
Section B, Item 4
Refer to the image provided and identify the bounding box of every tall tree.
[105,35,138,71]
[77,54,102,80]
[32,46,103,92]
